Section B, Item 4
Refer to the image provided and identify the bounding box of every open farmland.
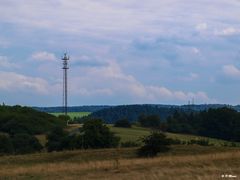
[50,112,91,119]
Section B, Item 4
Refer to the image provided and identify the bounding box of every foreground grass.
[0,145,239,179]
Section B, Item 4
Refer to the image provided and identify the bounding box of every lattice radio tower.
[62,53,70,116]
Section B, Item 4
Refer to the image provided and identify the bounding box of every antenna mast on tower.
[62,53,69,116]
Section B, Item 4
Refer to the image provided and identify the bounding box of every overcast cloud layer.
[0,0,240,106]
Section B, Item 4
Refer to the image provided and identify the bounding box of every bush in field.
[79,119,120,149]
[0,134,13,154]
[114,119,131,128]
[138,131,170,157]
[11,133,43,154]
[46,127,69,152]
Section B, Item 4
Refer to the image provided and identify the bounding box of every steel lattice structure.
[62,53,69,116]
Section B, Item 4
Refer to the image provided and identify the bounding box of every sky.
[0,0,240,106]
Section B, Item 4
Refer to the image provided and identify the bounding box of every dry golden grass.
[0,147,239,180]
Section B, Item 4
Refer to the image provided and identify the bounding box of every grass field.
[36,124,239,147]
[109,125,238,146]
[51,112,91,119]
[0,145,239,179]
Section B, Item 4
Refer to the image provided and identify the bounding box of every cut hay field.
[0,146,239,179]
[50,112,91,119]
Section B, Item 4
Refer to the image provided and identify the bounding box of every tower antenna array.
[62,53,69,116]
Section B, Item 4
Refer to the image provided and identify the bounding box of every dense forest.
[0,105,66,135]
[81,105,183,123]
[165,108,240,142]
[33,104,239,114]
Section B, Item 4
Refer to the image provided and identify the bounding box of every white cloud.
[0,71,50,94]
[0,56,18,69]
[192,47,200,54]
[195,23,208,31]
[215,27,240,36]
[31,51,56,61]
[69,60,212,103]
[1,0,239,41]
[180,73,199,82]
[223,64,240,78]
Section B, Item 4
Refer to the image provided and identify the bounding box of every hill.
[33,104,239,124]
[0,105,66,135]
[33,105,111,113]
[33,104,238,113]
[82,105,182,123]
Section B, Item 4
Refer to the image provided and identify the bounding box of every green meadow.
[36,124,239,147]
[51,112,91,119]
[109,125,239,146]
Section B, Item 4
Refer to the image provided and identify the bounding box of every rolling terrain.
[35,125,240,147]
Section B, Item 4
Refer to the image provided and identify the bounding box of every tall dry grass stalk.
[0,151,239,179]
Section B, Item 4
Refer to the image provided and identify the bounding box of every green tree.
[114,119,131,128]
[46,127,68,152]
[138,114,161,128]
[11,133,43,154]
[138,131,170,157]
[0,134,13,154]
[79,119,120,149]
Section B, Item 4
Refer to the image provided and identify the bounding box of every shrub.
[11,133,43,154]
[138,131,170,157]
[46,127,68,152]
[79,119,120,149]
[0,134,13,154]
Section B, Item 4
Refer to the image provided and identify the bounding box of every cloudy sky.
[0,0,240,106]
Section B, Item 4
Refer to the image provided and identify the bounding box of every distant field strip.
[51,112,91,119]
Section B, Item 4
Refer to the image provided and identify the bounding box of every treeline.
[165,108,240,142]
[113,107,240,142]
[33,104,239,114]
[33,105,111,113]
[0,105,66,135]
[80,105,182,123]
